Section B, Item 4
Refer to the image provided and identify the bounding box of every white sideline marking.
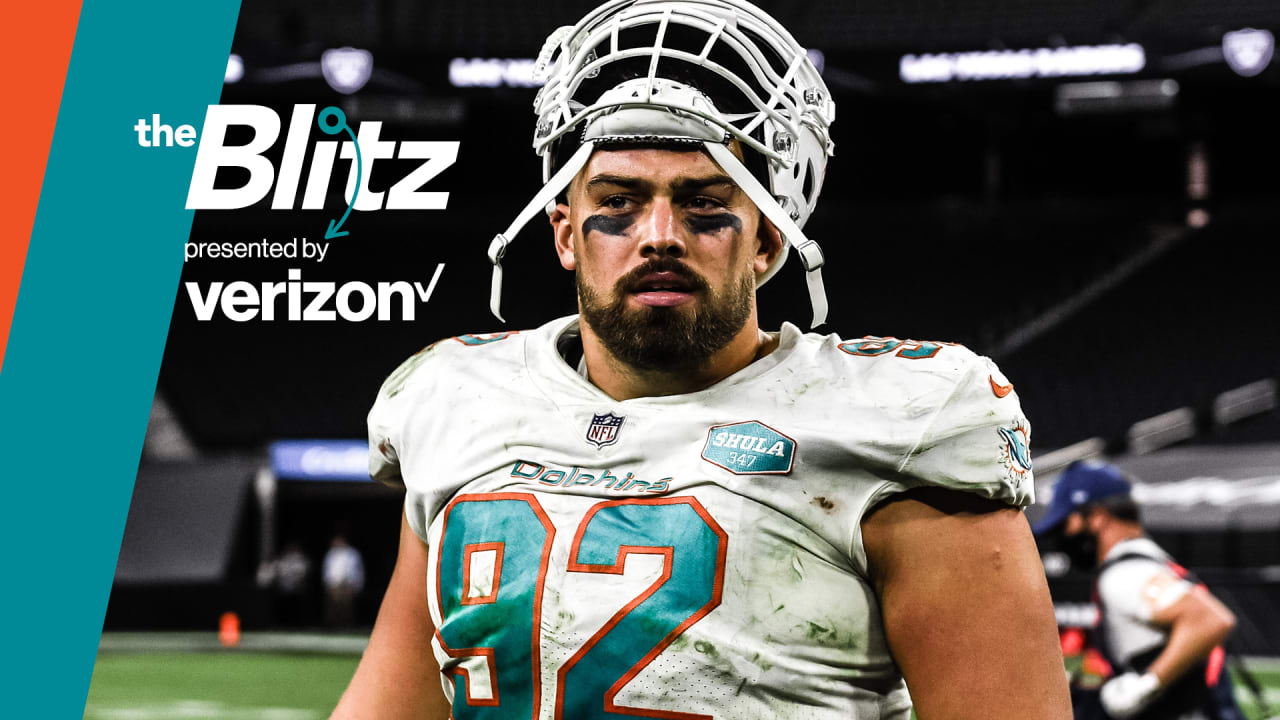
[83,700,317,719]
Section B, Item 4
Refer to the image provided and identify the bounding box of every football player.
[1034,461,1243,720]
[332,1,1071,718]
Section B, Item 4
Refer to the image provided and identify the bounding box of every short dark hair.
[1089,494,1142,523]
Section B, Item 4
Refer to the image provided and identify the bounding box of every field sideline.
[85,633,1280,719]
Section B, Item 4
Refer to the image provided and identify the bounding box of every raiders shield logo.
[1223,28,1274,78]
[322,47,374,94]
[586,412,625,448]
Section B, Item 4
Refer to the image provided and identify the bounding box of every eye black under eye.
[685,213,742,234]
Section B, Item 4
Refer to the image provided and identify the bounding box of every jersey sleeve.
[895,353,1035,507]
[366,344,439,488]
[1097,560,1194,622]
[367,387,403,488]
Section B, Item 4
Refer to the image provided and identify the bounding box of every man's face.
[1063,511,1087,537]
[1060,509,1100,570]
[553,147,779,372]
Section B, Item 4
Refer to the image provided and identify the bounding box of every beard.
[1061,531,1100,573]
[578,257,755,373]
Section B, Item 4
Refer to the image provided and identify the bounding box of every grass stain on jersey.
[804,621,838,644]
[556,608,575,627]
[694,640,720,659]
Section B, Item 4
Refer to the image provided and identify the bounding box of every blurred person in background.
[332,0,1071,717]
[323,534,365,629]
[1034,460,1244,720]
[268,540,313,628]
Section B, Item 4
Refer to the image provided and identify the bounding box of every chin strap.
[702,142,827,328]
[488,142,596,322]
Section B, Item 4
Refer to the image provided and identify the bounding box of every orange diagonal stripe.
[0,1,83,375]
[989,374,1014,398]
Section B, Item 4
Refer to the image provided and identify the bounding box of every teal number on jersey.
[557,498,728,719]
[838,336,945,359]
[436,495,727,720]
[437,494,555,718]
[453,331,519,346]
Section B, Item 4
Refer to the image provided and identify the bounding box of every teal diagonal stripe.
[0,1,240,717]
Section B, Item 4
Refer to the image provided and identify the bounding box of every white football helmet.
[488,0,836,326]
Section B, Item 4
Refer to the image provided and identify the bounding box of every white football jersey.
[1095,537,1194,667]
[368,315,1034,720]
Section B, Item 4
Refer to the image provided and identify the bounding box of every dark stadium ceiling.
[232,0,1280,55]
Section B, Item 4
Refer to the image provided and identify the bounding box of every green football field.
[1236,667,1280,720]
[85,651,358,719]
[85,636,1280,719]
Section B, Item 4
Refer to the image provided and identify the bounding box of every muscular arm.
[1145,585,1236,686]
[863,487,1071,720]
[331,511,452,719]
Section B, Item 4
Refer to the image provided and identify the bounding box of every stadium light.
[270,439,370,481]
[225,53,244,84]
[1053,79,1178,115]
[448,51,822,88]
[806,48,825,75]
[449,57,542,88]
[900,43,1146,83]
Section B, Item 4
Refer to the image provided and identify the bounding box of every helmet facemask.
[488,0,835,327]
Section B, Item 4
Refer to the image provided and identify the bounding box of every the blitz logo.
[186,104,458,210]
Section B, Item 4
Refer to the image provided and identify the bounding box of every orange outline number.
[436,496,727,719]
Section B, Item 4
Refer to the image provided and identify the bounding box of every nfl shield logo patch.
[586,412,625,448]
